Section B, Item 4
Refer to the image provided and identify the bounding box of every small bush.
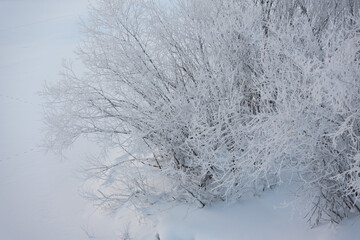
[44,0,360,225]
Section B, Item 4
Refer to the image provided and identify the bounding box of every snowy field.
[152,185,360,240]
[0,1,118,239]
[114,183,360,240]
[1,1,360,240]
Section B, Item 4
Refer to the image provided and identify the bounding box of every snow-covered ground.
[1,1,359,240]
[121,184,360,240]
[0,1,118,239]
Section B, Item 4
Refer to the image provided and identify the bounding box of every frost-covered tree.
[256,12,360,224]
[43,0,360,225]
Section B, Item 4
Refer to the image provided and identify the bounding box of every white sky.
[0,1,119,239]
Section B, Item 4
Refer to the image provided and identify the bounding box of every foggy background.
[0,0,119,239]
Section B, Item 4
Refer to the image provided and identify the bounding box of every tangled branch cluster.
[44,0,360,225]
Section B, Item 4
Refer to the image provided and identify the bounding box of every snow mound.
[121,184,360,240]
